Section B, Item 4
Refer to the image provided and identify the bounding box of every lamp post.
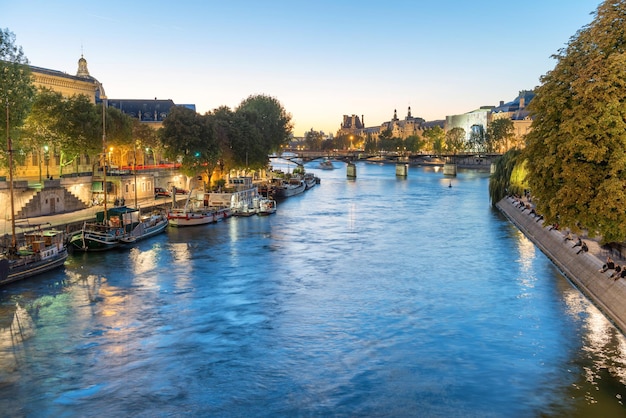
[44,144,49,179]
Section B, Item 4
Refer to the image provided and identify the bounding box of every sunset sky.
[3,0,601,136]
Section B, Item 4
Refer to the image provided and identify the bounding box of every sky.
[3,0,602,137]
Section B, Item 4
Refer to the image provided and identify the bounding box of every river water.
[1,161,626,417]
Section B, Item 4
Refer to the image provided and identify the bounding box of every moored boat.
[167,190,220,227]
[257,198,277,216]
[0,226,68,286]
[304,172,318,190]
[272,178,306,199]
[0,114,68,286]
[205,176,259,216]
[70,206,168,251]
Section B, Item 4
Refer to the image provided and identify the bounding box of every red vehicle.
[174,187,189,195]
[154,187,171,198]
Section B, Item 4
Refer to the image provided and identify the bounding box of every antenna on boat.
[99,82,108,222]
[6,100,16,249]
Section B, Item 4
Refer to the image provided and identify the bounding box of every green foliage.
[445,127,466,154]
[423,126,446,155]
[489,149,525,205]
[160,105,217,178]
[304,129,324,151]
[235,94,293,165]
[522,0,626,243]
[487,118,515,152]
[0,28,36,167]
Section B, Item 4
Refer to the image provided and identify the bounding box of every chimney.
[362,114,364,127]
[519,97,525,109]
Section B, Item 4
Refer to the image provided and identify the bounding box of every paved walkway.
[497,196,626,334]
[0,196,176,235]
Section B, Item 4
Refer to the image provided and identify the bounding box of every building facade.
[337,107,428,144]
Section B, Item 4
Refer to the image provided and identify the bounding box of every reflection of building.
[338,107,428,140]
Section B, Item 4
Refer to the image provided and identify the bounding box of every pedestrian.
[611,265,622,279]
[576,241,588,254]
[600,257,615,273]
[572,237,583,249]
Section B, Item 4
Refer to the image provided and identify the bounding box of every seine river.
[1,161,626,417]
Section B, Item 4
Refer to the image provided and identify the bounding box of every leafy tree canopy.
[522,0,626,243]
[0,28,35,166]
[445,127,465,154]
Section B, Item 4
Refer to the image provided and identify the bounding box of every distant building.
[31,55,99,102]
[445,90,535,151]
[337,107,428,141]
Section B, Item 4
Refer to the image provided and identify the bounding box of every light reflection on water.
[0,161,625,417]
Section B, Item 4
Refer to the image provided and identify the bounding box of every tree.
[0,28,36,168]
[423,126,445,155]
[58,94,101,174]
[20,88,65,173]
[489,149,525,205]
[467,124,486,153]
[235,94,293,168]
[445,127,466,155]
[304,129,324,151]
[405,134,424,154]
[522,0,626,243]
[487,118,515,153]
[160,105,214,180]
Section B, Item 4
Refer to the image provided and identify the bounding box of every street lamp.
[44,145,49,179]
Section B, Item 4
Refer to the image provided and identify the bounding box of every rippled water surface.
[1,162,626,417]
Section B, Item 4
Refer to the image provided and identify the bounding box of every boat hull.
[0,249,68,286]
[168,211,217,227]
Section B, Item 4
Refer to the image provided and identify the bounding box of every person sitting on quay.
[576,241,589,255]
[600,256,615,273]
[535,214,544,223]
[564,232,574,242]
[617,268,626,281]
[572,237,583,249]
[610,265,623,279]
[548,223,559,231]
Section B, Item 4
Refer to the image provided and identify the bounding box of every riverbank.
[496,196,626,335]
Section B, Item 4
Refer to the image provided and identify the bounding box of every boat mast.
[99,83,108,221]
[6,101,16,249]
[133,141,138,208]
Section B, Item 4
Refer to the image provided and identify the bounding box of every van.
[154,187,171,198]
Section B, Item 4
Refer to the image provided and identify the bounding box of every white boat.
[319,158,335,170]
[257,198,277,216]
[272,178,306,199]
[122,211,169,244]
[304,173,317,190]
[205,176,259,216]
[167,190,221,227]
[168,207,218,227]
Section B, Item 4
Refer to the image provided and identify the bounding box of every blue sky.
[3,0,601,136]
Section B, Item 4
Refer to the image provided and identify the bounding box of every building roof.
[106,99,184,122]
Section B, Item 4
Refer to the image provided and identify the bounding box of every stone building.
[0,56,191,218]
[445,90,535,151]
[338,107,428,143]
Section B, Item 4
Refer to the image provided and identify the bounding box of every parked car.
[154,187,171,198]
[174,187,189,195]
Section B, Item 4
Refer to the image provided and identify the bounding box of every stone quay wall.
[496,197,626,335]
